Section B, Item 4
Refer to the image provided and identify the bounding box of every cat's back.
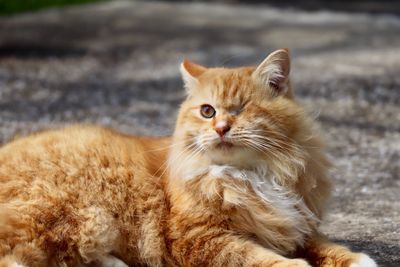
[0,125,142,175]
[0,125,170,204]
[1,124,141,158]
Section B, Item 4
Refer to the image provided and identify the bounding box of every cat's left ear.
[252,49,290,97]
[180,59,207,93]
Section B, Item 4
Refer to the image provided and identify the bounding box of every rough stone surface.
[0,1,399,265]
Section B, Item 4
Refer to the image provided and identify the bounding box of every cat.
[0,49,376,267]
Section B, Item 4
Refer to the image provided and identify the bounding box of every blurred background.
[0,0,399,265]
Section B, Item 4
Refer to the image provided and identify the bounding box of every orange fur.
[0,50,375,267]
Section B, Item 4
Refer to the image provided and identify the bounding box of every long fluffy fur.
[0,51,375,267]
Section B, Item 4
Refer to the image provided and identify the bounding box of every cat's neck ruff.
[168,144,283,197]
[167,148,318,252]
[168,143,265,180]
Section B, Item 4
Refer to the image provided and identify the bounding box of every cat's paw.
[349,253,377,267]
[285,259,312,267]
[0,257,26,267]
[262,259,311,267]
[101,255,128,267]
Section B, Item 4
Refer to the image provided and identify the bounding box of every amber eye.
[200,104,216,118]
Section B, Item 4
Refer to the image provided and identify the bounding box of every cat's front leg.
[300,234,376,267]
[171,230,310,267]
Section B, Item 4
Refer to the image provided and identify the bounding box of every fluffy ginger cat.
[0,49,376,267]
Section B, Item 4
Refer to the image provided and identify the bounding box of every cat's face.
[175,49,302,167]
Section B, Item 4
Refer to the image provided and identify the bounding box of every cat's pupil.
[200,104,216,118]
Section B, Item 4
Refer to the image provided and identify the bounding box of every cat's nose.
[214,121,231,137]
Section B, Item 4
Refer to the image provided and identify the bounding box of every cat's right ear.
[252,49,291,97]
[180,59,207,93]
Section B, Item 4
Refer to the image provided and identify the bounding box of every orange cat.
[0,49,376,267]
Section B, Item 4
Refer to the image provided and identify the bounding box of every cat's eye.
[200,104,216,118]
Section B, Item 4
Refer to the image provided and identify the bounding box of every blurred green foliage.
[0,0,105,15]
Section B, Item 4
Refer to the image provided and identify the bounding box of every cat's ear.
[180,59,207,92]
[252,49,290,96]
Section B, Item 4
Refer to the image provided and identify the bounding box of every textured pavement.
[0,1,399,265]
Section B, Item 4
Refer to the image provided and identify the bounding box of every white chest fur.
[186,165,318,253]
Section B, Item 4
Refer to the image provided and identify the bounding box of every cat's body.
[0,50,376,267]
[0,126,171,266]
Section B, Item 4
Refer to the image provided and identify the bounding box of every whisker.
[174,144,206,177]
[251,128,320,149]
[143,138,191,152]
[154,141,198,178]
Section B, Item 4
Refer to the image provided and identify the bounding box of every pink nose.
[215,125,231,137]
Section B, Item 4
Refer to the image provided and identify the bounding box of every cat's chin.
[214,141,234,150]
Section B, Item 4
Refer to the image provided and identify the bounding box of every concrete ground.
[0,1,399,265]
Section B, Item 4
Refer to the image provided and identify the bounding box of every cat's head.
[172,49,308,175]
